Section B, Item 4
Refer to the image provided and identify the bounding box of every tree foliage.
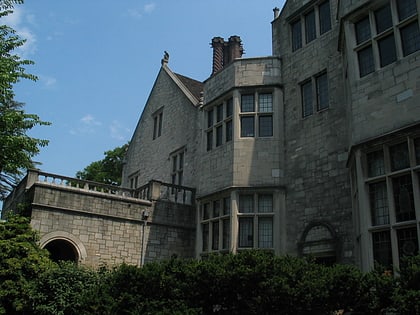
[76,143,128,186]
[0,0,50,199]
[0,215,54,315]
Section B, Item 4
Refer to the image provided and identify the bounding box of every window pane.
[259,115,273,137]
[378,34,396,67]
[239,194,254,213]
[355,16,371,44]
[226,98,233,117]
[393,175,416,222]
[207,130,213,151]
[301,81,313,117]
[179,152,184,169]
[375,4,393,34]
[202,223,209,251]
[319,1,331,34]
[397,0,417,21]
[223,197,231,215]
[415,138,420,165]
[358,45,375,77]
[225,120,233,142]
[367,150,385,177]
[258,194,273,213]
[397,228,419,259]
[291,19,302,51]
[203,203,210,220]
[305,10,316,43]
[400,22,420,56]
[241,116,255,137]
[212,221,219,250]
[153,116,158,139]
[258,93,273,112]
[207,109,213,128]
[316,72,329,110]
[239,217,253,248]
[213,200,220,217]
[258,217,273,248]
[390,142,410,171]
[217,104,223,122]
[172,155,177,172]
[178,171,183,186]
[241,94,255,112]
[222,219,230,249]
[158,113,163,137]
[372,231,392,268]
[369,181,389,226]
[216,125,223,147]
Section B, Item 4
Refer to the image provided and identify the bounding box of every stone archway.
[298,221,340,265]
[40,231,87,264]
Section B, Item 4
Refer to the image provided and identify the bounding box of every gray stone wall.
[273,0,354,262]
[122,66,200,190]
[340,4,420,144]
[26,180,195,267]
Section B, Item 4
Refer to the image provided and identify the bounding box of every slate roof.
[175,73,203,102]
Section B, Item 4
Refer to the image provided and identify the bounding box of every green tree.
[0,0,50,199]
[0,215,54,315]
[76,143,128,185]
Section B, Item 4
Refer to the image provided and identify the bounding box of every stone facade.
[3,0,420,271]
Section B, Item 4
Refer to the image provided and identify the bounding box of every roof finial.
[161,51,169,65]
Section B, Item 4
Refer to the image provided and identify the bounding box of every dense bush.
[1,216,419,314]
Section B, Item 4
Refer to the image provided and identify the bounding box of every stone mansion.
[3,0,420,272]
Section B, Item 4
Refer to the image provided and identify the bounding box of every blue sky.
[6,0,285,178]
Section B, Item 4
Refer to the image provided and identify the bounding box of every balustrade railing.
[27,170,195,205]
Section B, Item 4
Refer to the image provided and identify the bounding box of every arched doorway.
[40,231,87,264]
[44,239,79,263]
[298,221,340,265]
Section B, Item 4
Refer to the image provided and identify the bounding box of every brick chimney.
[211,37,225,75]
[211,35,244,75]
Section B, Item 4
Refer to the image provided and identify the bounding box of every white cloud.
[127,2,156,19]
[2,7,37,57]
[70,115,102,136]
[144,3,156,14]
[81,114,102,126]
[39,75,57,88]
[109,120,131,141]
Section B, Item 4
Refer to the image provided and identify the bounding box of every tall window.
[301,71,329,118]
[305,10,316,43]
[354,0,419,78]
[152,110,163,139]
[290,1,331,51]
[240,92,273,138]
[291,19,302,51]
[365,137,419,268]
[201,196,231,253]
[170,150,184,187]
[238,193,274,249]
[206,98,234,151]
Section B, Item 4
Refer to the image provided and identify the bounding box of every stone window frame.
[152,108,163,140]
[237,193,274,250]
[129,171,140,189]
[300,70,329,118]
[239,91,274,138]
[352,0,419,78]
[200,196,231,253]
[363,136,420,269]
[290,0,332,52]
[169,148,185,188]
[205,97,234,151]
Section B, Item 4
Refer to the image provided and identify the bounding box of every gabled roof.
[162,65,203,106]
[174,73,203,101]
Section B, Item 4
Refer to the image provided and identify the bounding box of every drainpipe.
[140,210,150,267]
